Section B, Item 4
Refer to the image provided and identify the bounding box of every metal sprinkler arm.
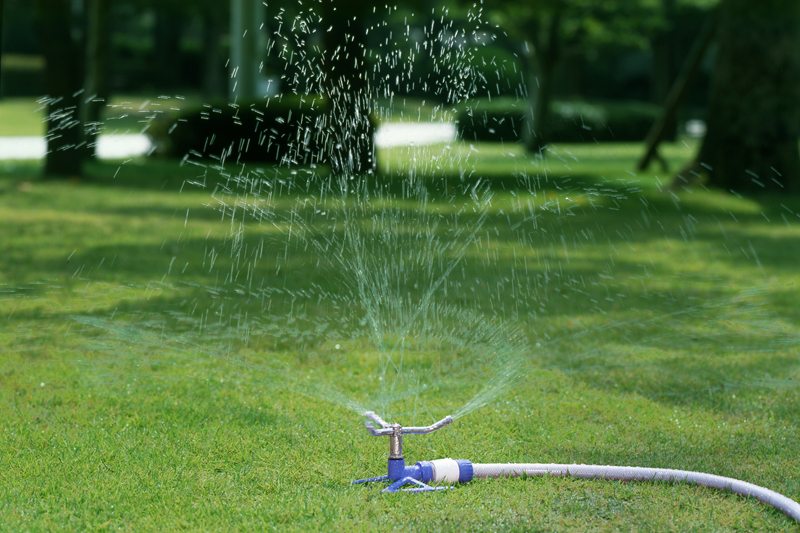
[394,414,453,460]
[363,411,394,436]
[401,414,454,434]
[363,411,453,459]
[363,411,453,435]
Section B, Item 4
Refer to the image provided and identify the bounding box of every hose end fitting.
[456,459,474,483]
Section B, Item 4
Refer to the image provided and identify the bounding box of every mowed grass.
[0,95,203,137]
[0,94,441,138]
[1,141,800,532]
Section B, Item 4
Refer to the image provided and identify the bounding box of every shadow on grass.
[1,156,660,196]
[3,155,799,425]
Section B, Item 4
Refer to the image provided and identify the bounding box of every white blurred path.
[0,135,154,160]
[0,122,457,160]
[374,121,457,148]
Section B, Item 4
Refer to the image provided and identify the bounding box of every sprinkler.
[352,411,470,492]
[354,412,800,523]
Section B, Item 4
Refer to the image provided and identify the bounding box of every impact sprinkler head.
[353,411,472,493]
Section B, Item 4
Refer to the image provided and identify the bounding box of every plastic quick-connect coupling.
[427,459,474,483]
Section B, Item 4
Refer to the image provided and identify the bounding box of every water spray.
[354,412,800,523]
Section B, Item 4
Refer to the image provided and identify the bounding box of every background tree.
[32,0,87,177]
[320,0,375,176]
[0,0,4,97]
[119,0,229,97]
[485,0,663,152]
[638,4,718,172]
[680,0,800,193]
[83,0,110,158]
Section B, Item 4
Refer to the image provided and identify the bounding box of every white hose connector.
[472,463,800,522]
[430,459,462,483]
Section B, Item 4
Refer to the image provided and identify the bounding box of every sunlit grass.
[0,94,446,140]
[0,97,46,136]
[1,143,799,531]
[0,94,204,137]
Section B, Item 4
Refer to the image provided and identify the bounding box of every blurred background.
[1,0,712,104]
[0,0,714,144]
[2,0,797,193]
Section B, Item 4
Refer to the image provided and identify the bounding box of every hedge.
[456,98,673,144]
[0,55,46,97]
[146,95,332,165]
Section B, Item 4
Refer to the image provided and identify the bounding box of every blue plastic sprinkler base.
[353,458,446,493]
[352,474,452,493]
[353,458,474,493]
[352,474,390,484]
[384,477,453,493]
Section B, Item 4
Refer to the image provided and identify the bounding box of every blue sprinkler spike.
[384,477,450,493]
[351,474,389,484]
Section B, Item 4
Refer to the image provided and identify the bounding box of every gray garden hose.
[472,463,800,522]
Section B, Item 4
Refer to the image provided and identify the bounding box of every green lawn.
[0,97,46,136]
[0,94,439,138]
[1,142,799,531]
[0,95,203,137]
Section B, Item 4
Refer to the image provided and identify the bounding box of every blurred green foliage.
[456,97,671,143]
[146,95,333,165]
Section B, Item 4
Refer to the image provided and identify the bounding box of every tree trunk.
[321,1,375,176]
[525,12,561,154]
[203,16,225,99]
[33,0,86,178]
[155,11,182,91]
[650,0,678,150]
[651,0,677,106]
[83,0,109,159]
[639,12,717,172]
[687,0,800,193]
[0,0,4,99]
[228,0,263,100]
